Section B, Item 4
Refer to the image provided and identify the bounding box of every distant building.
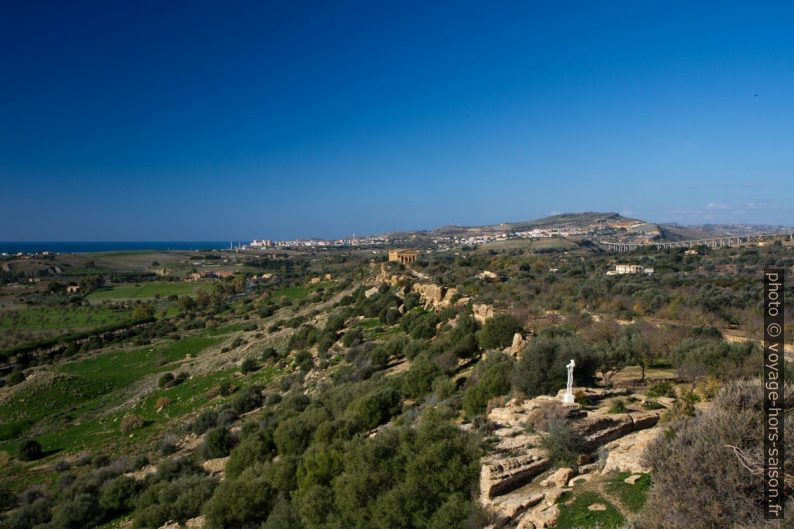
[388,249,418,265]
[250,240,274,248]
[202,270,234,279]
[607,264,654,275]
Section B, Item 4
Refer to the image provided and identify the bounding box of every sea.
[0,241,248,254]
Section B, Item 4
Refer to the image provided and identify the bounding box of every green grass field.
[266,281,332,303]
[86,281,214,301]
[0,306,134,331]
[0,335,221,456]
[0,306,137,349]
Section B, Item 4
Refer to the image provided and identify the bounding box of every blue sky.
[1,0,793,240]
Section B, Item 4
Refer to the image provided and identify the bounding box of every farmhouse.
[606,264,654,275]
[388,249,418,265]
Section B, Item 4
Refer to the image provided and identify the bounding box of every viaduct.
[600,233,792,252]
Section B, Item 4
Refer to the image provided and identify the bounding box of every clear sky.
[1,1,793,240]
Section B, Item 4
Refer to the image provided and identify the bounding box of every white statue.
[562,359,575,404]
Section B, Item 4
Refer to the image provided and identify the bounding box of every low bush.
[99,475,139,514]
[157,435,178,455]
[120,414,145,434]
[541,418,586,468]
[231,385,263,414]
[476,314,522,350]
[133,475,217,528]
[17,439,42,461]
[192,409,219,435]
[203,464,276,529]
[640,380,794,529]
[646,381,675,398]
[463,353,514,418]
[608,398,628,414]
[241,358,258,374]
[642,400,664,410]
[202,427,236,460]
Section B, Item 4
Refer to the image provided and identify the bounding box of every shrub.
[100,475,139,513]
[346,386,402,432]
[402,353,441,399]
[261,347,280,361]
[526,400,568,432]
[158,372,175,388]
[477,314,522,350]
[232,385,263,414]
[157,435,178,455]
[225,430,275,480]
[0,498,50,529]
[6,370,25,386]
[342,327,364,347]
[241,358,258,374]
[642,399,664,410]
[608,398,628,414]
[192,409,219,435]
[50,492,101,529]
[262,495,304,529]
[274,416,316,456]
[133,475,216,528]
[463,353,514,418]
[640,380,794,529]
[120,414,145,433]
[541,418,585,468]
[512,332,597,398]
[217,407,239,426]
[403,311,439,339]
[0,484,17,511]
[17,439,43,461]
[202,427,236,460]
[671,339,757,380]
[203,464,276,529]
[646,381,675,398]
[696,375,722,401]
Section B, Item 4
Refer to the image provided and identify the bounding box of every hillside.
[0,239,792,529]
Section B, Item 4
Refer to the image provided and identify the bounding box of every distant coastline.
[0,241,247,254]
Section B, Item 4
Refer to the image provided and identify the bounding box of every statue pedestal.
[562,393,575,405]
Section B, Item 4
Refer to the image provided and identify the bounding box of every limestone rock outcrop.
[540,467,573,488]
[412,283,459,309]
[473,303,495,324]
[510,333,526,356]
[477,388,666,528]
[481,452,551,500]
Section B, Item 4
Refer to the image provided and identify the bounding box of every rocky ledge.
[479,388,666,528]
